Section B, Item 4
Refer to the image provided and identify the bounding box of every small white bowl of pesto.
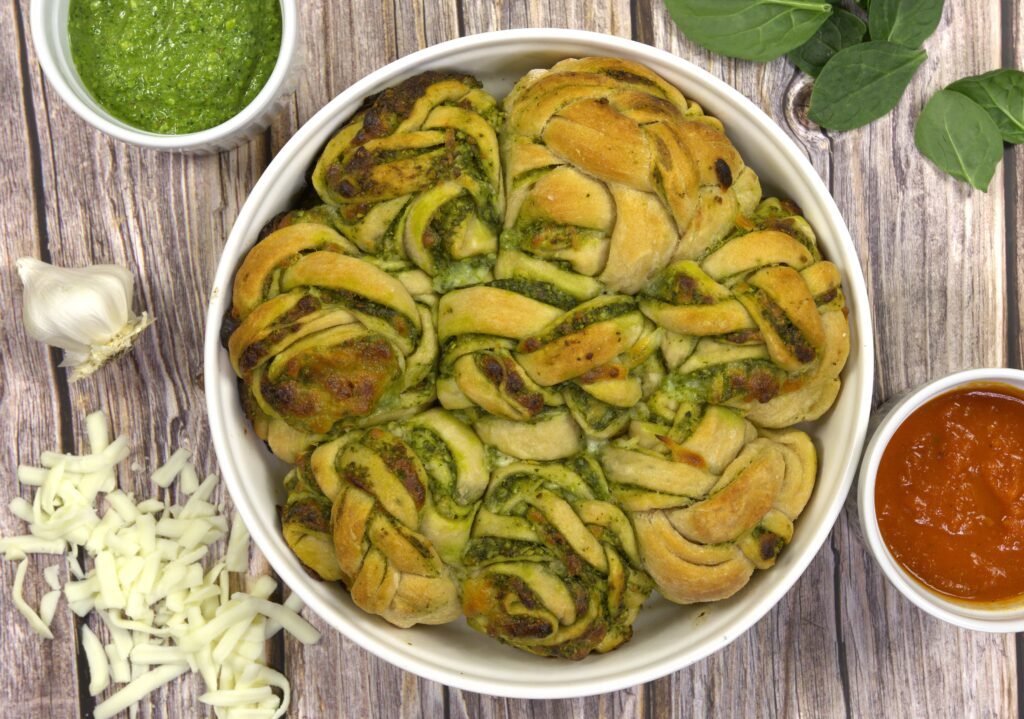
[31,0,300,153]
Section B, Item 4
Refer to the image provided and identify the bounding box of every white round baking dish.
[204,28,875,698]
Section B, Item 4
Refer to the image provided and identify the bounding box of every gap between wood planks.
[1004,0,1022,373]
[1004,1,1024,714]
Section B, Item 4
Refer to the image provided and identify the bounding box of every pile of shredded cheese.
[0,410,319,719]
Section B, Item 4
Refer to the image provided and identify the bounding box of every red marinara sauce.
[875,382,1024,603]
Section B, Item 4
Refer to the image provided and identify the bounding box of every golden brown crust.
[232,223,356,320]
[503,57,761,295]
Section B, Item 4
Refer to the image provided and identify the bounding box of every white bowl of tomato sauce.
[30,0,300,153]
[858,367,1024,632]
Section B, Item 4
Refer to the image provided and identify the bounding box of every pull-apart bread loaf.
[225,58,851,658]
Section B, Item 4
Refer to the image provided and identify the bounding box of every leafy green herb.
[868,0,944,49]
[946,69,1024,144]
[664,0,833,62]
[914,90,1004,191]
[787,9,867,77]
[808,41,926,130]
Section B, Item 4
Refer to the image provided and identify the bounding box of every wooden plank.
[448,687,644,719]
[828,1,1018,717]
[0,3,83,718]
[394,0,459,53]
[460,0,630,36]
[13,2,279,716]
[1008,0,1024,370]
[275,2,450,715]
[635,1,849,715]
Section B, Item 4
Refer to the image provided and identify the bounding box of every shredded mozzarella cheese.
[82,624,111,696]
[0,410,320,718]
[150,448,191,489]
[93,664,189,719]
[12,558,54,639]
[39,589,61,626]
[225,512,251,573]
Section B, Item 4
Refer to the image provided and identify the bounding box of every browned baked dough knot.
[502,56,762,288]
[224,59,852,657]
[602,408,816,603]
[461,457,652,658]
[225,70,504,463]
[284,409,488,626]
[227,222,436,463]
[639,197,850,428]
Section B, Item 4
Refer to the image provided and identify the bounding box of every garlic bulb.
[16,257,155,381]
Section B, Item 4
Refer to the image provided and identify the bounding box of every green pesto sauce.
[68,0,282,134]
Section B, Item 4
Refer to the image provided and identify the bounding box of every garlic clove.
[16,257,155,381]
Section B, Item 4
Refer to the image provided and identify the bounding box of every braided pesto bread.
[462,457,652,658]
[602,405,817,603]
[227,219,436,463]
[226,60,851,659]
[312,70,503,292]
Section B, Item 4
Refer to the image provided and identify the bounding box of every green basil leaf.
[664,0,833,62]
[914,90,1003,191]
[946,69,1024,144]
[788,10,867,77]
[868,0,944,49]
[808,41,926,130]
[856,0,871,9]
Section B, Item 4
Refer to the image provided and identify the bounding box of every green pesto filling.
[664,358,787,405]
[510,164,560,190]
[463,537,553,566]
[562,383,629,435]
[486,278,578,311]
[403,426,475,519]
[434,256,495,293]
[318,288,420,344]
[68,0,282,134]
[533,300,637,345]
[500,221,606,255]
[751,290,817,363]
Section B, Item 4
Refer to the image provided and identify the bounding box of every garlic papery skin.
[16,257,155,382]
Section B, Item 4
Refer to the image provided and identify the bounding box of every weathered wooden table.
[2,1,1021,717]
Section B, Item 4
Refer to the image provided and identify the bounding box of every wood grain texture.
[1009,0,1024,371]
[0,3,82,718]
[0,0,1020,718]
[828,2,1019,718]
[634,3,854,717]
